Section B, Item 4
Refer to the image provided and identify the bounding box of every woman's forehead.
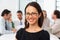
[26,6,38,13]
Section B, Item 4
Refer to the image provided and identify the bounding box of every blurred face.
[5,13,12,20]
[43,11,47,18]
[17,13,22,20]
[7,13,12,19]
[52,13,57,20]
[26,6,40,25]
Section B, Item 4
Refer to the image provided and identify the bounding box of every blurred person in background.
[42,10,50,33]
[0,9,14,36]
[13,10,25,31]
[7,14,16,33]
[51,10,60,39]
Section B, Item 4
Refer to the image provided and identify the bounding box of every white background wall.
[0,0,56,23]
[44,0,55,19]
[0,0,19,20]
[44,0,55,24]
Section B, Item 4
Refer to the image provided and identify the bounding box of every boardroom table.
[0,33,15,40]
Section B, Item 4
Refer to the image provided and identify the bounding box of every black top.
[16,28,50,40]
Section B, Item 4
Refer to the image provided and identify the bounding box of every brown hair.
[25,2,44,29]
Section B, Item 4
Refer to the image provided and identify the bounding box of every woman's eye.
[26,13,30,15]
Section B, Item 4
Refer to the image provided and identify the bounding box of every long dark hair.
[25,2,44,29]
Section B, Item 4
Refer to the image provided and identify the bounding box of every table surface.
[0,33,16,40]
[0,34,59,40]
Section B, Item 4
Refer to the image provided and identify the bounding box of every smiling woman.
[16,2,50,40]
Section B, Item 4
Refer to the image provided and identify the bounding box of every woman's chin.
[29,22,35,25]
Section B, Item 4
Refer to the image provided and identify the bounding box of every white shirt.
[42,17,50,28]
[51,19,60,38]
[0,17,13,34]
[42,18,51,33]
[13,19,25,31]
[6,20,12,31]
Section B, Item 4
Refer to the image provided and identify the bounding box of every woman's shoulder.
[41,30,49,34]
[41,30,50,38]
[16,28,25,39]
[16,28,25,36]
[41,30,59,40]
[43,30,50,35]
[17,28,25,33]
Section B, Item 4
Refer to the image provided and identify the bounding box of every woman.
[16,2,50,40]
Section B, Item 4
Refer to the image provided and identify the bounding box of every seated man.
[13,10,25,31]
[51,10,60,39]
[0,9,15,35]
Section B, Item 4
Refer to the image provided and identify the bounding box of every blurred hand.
[12,28,17,33]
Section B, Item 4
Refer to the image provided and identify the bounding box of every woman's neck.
[29,23,39,29]
[26,23,42,32]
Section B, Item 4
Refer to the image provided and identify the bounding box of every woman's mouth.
[29,19,34,22]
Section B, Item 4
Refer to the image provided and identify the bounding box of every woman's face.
[26,6,40,25]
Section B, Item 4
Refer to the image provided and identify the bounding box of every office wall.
[44,0,55,19]
[37,0,44,10]
[44,0,55,24]
[0,0,18,20]
[0,0,55,22]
